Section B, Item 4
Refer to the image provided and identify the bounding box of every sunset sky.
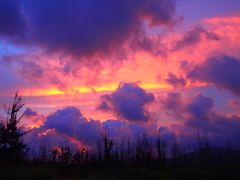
[0,0,240,151]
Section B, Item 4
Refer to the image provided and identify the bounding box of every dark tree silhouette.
[0,93,29,164]
[38,143,51,163]
[156,133,167,167]
[103,129,114,164]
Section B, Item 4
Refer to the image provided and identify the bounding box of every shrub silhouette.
[0,93,29,165]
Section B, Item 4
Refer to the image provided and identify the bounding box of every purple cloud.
[97,83,155,121]
[173,26,220,51]
[185,94,215,130]
[0,56,24,94]
[0,0,178,58]
[165,73,186,88]
[160,92,182,112]
[185,95,240,146]
[24,108,38,116]
[186,94,214,119]
[26,106,167,151]
[18,61,44,82]
[188,55,240,96]
[25,97,240,152]
[43,107,102,145]
[159,92,240,146]
[0,0,25,39]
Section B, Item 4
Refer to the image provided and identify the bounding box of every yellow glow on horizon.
[23,88,66,96]
[21,82,171,96]
[21,81,206,97]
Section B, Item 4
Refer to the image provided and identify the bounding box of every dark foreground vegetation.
[1,94,240,179]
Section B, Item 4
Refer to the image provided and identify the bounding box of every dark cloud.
[131,34,167,57]
[188,55,240,96]
[18,61,43,80]
[185,94,215,130]
[97,83,155,121]
[165,73,186,88]
[25,97,240,152]
[173,26,220,51]
[102,120,155,142]
[43,106,102,145]
[160,93,240,146]
[135,0,176,26]
[24,108,38,117]
[26,106,165,150]
[0,57,24,93]
[185,95,240,145]
[0,0,26,38]
[0,53,71,91]
[160,92,183,113]
[158,92,184,120]
[161,93,215,130]
[0,0,177,58]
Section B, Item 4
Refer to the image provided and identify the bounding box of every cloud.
[18,61,44,82]
[0,0,26,39]
[159,92,183,118]
[25,95,240,152]
[185,94,215,130]
[0,54,61,94]
[0,0,178,58]
[24,108,38,116]
[228,99,240,109]
[173,26,220,51]
[187,54,240,96]
[26,106,167,150]
[23,108,45,129]
[102,120,157,142]
[159,92,240,146]
[165,73,186,88]
[185,94,240,145]
[43,106,102,146]
[0,56,24,94]
[97,83,154,121]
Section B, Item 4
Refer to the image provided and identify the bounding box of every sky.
[0,0,240,152]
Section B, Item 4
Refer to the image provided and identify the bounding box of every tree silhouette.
[103,129,114,164]
[0,93,29,164]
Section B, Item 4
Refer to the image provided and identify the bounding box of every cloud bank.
[0,0,178,58]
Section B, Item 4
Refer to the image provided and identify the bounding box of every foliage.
[0,93,29,164]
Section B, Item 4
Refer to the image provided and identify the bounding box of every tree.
[103,129,114,164]
[156,133,167,167]
[0,93,29,164]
